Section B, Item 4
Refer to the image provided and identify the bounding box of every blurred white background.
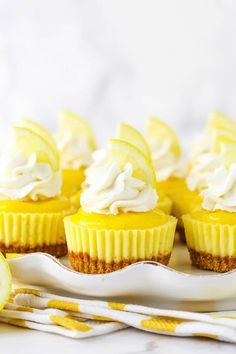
[0,0,236,148]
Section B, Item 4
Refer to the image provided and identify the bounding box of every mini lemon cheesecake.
[145,117,186,230]
[64,139,177,274]
[186,111,234,193]
[56,111,96,199]
[0,119,75,257]
[182,112,236,228]
[183,129,236,272]
[115,122,172,214]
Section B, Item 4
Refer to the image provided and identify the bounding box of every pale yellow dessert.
[56,111,96,199]
[0,119,75,256]
[64,139,177,274]
[116,122,172,214]
[69,123,173,214]
[183,132,236,272]
[187,111,236,192]
[145,117,187,228]
[145,117,185,186]
[183,112,236,226]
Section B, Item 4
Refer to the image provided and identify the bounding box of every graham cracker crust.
[0,242,67,258]
[68,252,171,274]
[189,248,236,272]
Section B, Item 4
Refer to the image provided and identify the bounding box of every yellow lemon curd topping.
[172,189,202,227]
[177,189,202,204]
[70,208,171,230]
[0,197,71,213]
[61,168,85,197]
[157,191,169,200]
[189,209,236,225]
[70,190,82,209]
[156,177,187,195]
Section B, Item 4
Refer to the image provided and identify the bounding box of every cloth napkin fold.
[1,288,236,343]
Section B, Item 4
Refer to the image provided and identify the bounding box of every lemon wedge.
[208,111,236,134]
[20,118,59,160]
[116,123,151,159]
[13,126,60,171]
[59,110,96,150]
[0,252,12,311]
[108,139,156,188]
[220,143,236,168]
[211,130,236,153]
[146,117,181,156]
[210,129,236,167]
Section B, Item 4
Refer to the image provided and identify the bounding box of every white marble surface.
[1,1,236,351]
[1,324,235,354]
[1,0,236,147]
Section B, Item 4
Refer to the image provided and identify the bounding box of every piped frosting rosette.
[187,111,236,193]
[55,111,96,199]
[145,117,186,182]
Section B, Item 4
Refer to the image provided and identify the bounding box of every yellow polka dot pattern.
[108,302,126,311]
[48,300,79,312]
[15,288,41,296]
[16,306,33,313]
[7,319,27,328]
[2,287,236,342]
[50,316,91,332]
[93,315,113,322]
[141,317,184,332]
[192,333,218,340]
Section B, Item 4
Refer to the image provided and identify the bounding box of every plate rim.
[7,252,236,279]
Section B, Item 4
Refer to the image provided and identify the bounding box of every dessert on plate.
[181,112,236,228]
[116,122,172,214]
[0,119,75,257]
[145,117,187,229]
[183,122,236,272]
[56,110,96,200]
[145,117,186,189]
[186,111,235,193]
[64,139,177,274]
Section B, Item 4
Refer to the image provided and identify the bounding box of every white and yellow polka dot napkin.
[1,288,236,342]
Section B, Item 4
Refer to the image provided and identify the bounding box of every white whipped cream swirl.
[57,133,93,169]
[150,140,185,181]
[187,153,221,192]
[0,152,61,201]
[201,163,236,212]
[188,133,210,161]
[81,150,158,214]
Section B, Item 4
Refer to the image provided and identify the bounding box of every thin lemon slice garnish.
[20,118,59,160]
[211,130,236,154]
[208,111,236,134]
[146,117,181,156]
[220,143,236,168]
[108,139,156,188]
[59,110,96,150]
[13,126,60,171]
[116,123,151,159]
[0,252,12,311]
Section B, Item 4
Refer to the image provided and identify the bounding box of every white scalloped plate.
[7,239,236,311]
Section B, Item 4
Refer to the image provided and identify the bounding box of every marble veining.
[1,0,236,149]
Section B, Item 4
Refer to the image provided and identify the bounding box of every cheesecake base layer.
[68,251,171,274]
[189,248,236,273]
[0,242,67,258]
